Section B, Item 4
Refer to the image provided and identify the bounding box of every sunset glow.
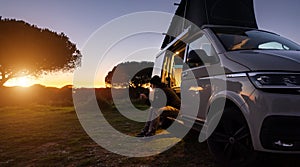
[4,76,35,87]
[3,72,76,88]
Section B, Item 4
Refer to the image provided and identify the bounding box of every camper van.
[153,0,300,166]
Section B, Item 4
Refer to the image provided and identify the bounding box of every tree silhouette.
[105,61,153,88]
[0,18,81,86]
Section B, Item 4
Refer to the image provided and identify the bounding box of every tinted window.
[212,27,300,51]
[186,35,219,68]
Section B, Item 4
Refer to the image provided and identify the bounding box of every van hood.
[226,50,300,71]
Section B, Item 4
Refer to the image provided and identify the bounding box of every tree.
[0,18,82,86]
[105,61,153,88]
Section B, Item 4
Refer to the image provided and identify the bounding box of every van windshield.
[211,27,300,51]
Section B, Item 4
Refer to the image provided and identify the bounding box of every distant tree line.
[0,85,110,107]
[0,85,148,108]
[0,85,74,106]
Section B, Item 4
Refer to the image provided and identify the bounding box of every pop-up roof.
[162,0,258,48]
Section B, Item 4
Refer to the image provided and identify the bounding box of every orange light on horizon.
[4,76,36,87]
[3,72,108,88]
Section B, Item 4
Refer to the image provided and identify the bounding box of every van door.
[181,33,219,122]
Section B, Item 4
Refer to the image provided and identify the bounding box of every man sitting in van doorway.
[136,75,181,137]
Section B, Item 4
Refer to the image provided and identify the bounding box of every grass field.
[0,105,215,167]
[1,105,300,167]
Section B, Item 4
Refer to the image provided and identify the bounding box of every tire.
[207,106,257,167]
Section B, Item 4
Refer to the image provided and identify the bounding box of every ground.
[0,105,215,167]
[1,105,299,167]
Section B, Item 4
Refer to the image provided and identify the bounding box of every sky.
[1,0,300,88]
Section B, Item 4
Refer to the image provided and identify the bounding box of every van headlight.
[248,72,300,89]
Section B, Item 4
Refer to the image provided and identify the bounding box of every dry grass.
[1,105,298,167]
[0,105,215,167]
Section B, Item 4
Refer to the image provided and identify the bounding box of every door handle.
[182,72,188,77]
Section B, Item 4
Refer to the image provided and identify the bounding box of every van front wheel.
[207,107,256,167]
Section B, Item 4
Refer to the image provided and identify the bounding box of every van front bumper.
[247,89,300,153]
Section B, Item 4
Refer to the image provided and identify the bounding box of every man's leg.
[159,106,179,129]
[136,107,155,137]
[146,107,161,136]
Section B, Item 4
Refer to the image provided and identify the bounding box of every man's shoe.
[136,132,146,137]
[145,131,155,137]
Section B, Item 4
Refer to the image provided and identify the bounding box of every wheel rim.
[208,109,253,164]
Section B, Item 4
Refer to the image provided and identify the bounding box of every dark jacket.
[150,86,181,110]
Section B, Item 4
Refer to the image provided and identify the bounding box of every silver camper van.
[153,0,300,166]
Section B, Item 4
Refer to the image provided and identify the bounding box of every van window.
[258,42,290,50]
[212,27,300,51]
[186,35,218,68]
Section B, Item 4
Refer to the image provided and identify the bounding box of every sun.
[4,76,35,87]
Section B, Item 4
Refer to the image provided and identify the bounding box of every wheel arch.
[207,91,251,119]
[207,92,255,146]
